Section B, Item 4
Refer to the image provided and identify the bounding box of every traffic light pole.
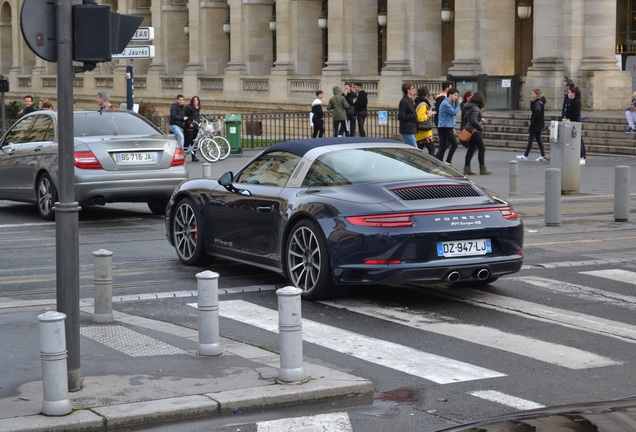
[56,0,82,392]
[126,59,134,110]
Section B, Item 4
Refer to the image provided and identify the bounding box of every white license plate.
[437,239,492,257]
[116,152,156,163]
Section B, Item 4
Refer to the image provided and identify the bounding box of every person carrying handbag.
[414,86,435,155]
[462,91,491,175]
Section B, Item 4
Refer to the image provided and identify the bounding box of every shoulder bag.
[416,102,433,131]
[458,128,474,142]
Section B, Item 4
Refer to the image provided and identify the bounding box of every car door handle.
[33,146,43,152]
[257,205,273,212]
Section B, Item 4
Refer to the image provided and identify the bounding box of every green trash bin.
[224,114,242,154]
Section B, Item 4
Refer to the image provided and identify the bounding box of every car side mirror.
[218,171,251,196]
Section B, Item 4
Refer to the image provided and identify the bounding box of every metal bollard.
[38,311,72,416]
[509,160,519,196]
[202,163,213,179]
[545,168,561,226]
[614,165,631,222]
[277,286,305,382]
[93,249,114,323]
[197,271,221,356]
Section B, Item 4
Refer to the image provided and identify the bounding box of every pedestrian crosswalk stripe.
[511,275,636,311]
[256,412,353,431]
[469,390,545,410]
[581,268,636,286]
[320,299,620,369]
[427,287,636,344]
[218,300,506,384]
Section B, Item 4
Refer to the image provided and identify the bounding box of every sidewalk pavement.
[1,143,635,432]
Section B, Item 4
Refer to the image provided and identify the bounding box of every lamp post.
[377,4,386,73]
[223,16,230,35]
[319,0,328,68]
[517,0,532,20]
[441,0,454,23]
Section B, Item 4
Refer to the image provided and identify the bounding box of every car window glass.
[303,147,462,186]
[74,112,161,137]
[27,115,54,142]
[236,151,301,187]
[1,116,36,146]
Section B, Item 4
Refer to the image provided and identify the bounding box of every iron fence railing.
[149,110,402,149]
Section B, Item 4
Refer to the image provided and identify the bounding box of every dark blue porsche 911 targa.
[165,138,523,300]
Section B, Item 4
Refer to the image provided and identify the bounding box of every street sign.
[131,27,154,41]
[112,45,155,59]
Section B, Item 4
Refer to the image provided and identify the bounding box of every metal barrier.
[147,111,402,149]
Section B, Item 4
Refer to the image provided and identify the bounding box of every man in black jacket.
[169,94,188,148]
[353,82,368,137]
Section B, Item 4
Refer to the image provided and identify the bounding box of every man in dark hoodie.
[326,85,349,137]
[516,88,547,161]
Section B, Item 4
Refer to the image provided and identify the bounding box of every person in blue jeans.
[169,94,188,148]
[398,82,417,147]
[435,88,462,166]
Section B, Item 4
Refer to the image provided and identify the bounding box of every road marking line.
[321,299,620,369]
[510,275,636,311]
[427,288,636,344]
[469,390,545,410]
[257,412,353,432]
[581,268,636,285]
[218,300,505,384]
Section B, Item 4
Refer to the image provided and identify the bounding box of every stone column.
[381,0,411,75]
[347,0,376,76]
[147,0,167,76]
[449,0,515,76]
[202,1,230,75]
[271,0,294,74]
[287,0,322,75]
[225,0,274,76]
[578,0,630,109]
[412,0,443,77]
[185,1,204,74]
[322,0,350,75]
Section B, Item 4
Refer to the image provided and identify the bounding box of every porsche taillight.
[346,214,414,227]
[73,150,102,169]
[499,206,519,221]
[171,147,186,166]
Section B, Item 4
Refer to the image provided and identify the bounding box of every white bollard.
[509,160,519,196]
[197,271,221,356]
[545,168,561,226]
[38,311,72,416]
[277,286,305,382]
[202,163,213,179]
[614,165,630,222]
[93,249,113,323]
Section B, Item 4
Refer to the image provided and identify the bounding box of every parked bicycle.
[184,118,231,163]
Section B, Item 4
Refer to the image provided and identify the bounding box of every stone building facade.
[0,0,631,113]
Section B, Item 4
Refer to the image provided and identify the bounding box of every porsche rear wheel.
[36,173,57,220]
[285,220,335,300]
[172,197,208,265]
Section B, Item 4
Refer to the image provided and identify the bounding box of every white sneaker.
[535,156,547,162]
[516,155,527,161]
[580,158,586,165]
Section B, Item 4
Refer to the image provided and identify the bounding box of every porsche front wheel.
[172,198,209,265]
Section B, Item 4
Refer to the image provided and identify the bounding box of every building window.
[617,0,636,53]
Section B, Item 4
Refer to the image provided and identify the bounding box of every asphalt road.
[2,147,636,430]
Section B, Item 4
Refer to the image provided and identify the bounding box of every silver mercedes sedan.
[0,110,188,219]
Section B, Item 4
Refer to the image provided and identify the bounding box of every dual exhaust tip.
[447,268,490,283]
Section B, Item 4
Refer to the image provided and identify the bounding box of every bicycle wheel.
[214,136,231,160]
[199,137,220,162]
